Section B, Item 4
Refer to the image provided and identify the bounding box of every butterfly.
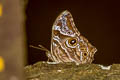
[30,10,97,64]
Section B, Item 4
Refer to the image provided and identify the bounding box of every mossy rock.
[24,62,120,80]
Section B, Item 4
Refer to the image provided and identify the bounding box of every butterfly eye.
[68,38,77,46]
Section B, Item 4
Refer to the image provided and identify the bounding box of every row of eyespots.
[0,3,4,72]
[0,56,4,72]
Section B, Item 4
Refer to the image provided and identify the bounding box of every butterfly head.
[51,10,97,64]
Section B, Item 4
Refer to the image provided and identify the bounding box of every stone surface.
[24,62,120,80]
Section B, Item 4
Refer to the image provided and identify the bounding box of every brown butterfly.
[30,10,97,64]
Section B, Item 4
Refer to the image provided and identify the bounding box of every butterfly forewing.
[50,10,97,64]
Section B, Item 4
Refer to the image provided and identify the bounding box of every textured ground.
[24,62,120,80]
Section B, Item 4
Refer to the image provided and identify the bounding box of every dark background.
[26,0,120,65]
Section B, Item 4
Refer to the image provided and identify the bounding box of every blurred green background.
[26,0,120,65]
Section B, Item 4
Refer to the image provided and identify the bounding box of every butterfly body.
[47,10,97,64]
[30,10,97,64]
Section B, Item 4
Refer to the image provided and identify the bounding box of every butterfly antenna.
[29,45,49,52]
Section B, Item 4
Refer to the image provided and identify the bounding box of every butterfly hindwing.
[49,10,97,64]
